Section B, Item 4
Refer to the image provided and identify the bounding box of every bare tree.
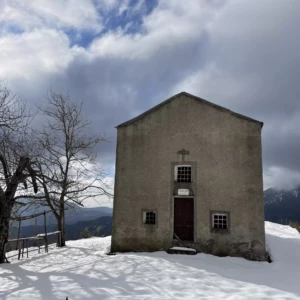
[0,85,39,263]
[37,91,111,247]
[0,85,30,130]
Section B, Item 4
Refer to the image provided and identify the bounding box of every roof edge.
[116,92,263,128]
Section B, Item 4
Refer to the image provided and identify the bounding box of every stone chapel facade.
[111,92,267,261]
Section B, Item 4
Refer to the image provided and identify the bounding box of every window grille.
[143,212,156,225]
[176,166,191,182]
[212,213,228,229]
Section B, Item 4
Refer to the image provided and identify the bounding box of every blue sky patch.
[68,0,158,48]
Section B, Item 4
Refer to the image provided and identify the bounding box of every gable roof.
[116,92,263,128]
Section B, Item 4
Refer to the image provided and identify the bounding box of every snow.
[169,246,196,252]
[37,231,61,237]
[1,222,300,299]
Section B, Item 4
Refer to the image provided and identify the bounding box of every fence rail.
[6,209,64,262]
[6,231,61,260]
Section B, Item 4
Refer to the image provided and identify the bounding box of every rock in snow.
[1,221,300,299]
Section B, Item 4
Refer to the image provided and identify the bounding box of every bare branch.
[0,84,39,263]
[35,90,112,247]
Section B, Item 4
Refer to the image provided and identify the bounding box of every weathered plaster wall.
[111,94,266,260]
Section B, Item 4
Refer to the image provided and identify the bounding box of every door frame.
[173,196,195,242]
[170,161,197,243]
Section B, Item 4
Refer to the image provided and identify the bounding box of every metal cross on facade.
[177,149,190,162]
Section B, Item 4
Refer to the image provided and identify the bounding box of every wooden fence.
[6,231,61,260]
[5,210,62,261]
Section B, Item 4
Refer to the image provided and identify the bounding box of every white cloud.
[264,166,300,190]
[170,63,257,109]
[143,0,216,34]
[0,0,103,33]
[117,0,130,16]
[94,0,119,12]
[209,0,298,40]
[0,29,86,80]
[89,0,223,59]
[82,176,114,207]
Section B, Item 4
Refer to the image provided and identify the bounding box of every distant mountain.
[15,200,112,226]
[10,215,112,242]
[264,186,300,223]
[64,206,113,225]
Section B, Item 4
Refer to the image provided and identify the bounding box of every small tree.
[80,227,93,239]
[37,91,111,247]
[95,225,103,236]
[0,85,39,263]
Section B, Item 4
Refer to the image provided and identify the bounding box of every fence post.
[34,217,37,246]
[18,241,21,260]
[16,220,21,250]
[44,211,48,253]
[21,240,24,258]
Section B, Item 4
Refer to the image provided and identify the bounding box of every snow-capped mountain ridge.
[264,186,300,223]
[264,186,300,204]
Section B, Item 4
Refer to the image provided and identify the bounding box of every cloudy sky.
[1,0,300,204]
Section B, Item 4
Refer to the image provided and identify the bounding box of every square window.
[175,165,191,182]
[212,213,228,230]
[143,211,156,225]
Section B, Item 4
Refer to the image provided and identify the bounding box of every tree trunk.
[0,199,13,263]
[0,217,9,263]
[0,156,38,264]
[56,215,65,247]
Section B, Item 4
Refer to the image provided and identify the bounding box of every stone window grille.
[212,213,228,230]
[175,165,192,182]
[143,211,156,225]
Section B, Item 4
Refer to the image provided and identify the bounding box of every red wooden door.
[174,198,194,241]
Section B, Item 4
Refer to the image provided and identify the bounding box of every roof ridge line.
[116,92,263,128]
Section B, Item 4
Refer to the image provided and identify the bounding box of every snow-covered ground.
[1,222,300,300]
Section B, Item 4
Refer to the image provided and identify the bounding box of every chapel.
[111,92,267,261]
